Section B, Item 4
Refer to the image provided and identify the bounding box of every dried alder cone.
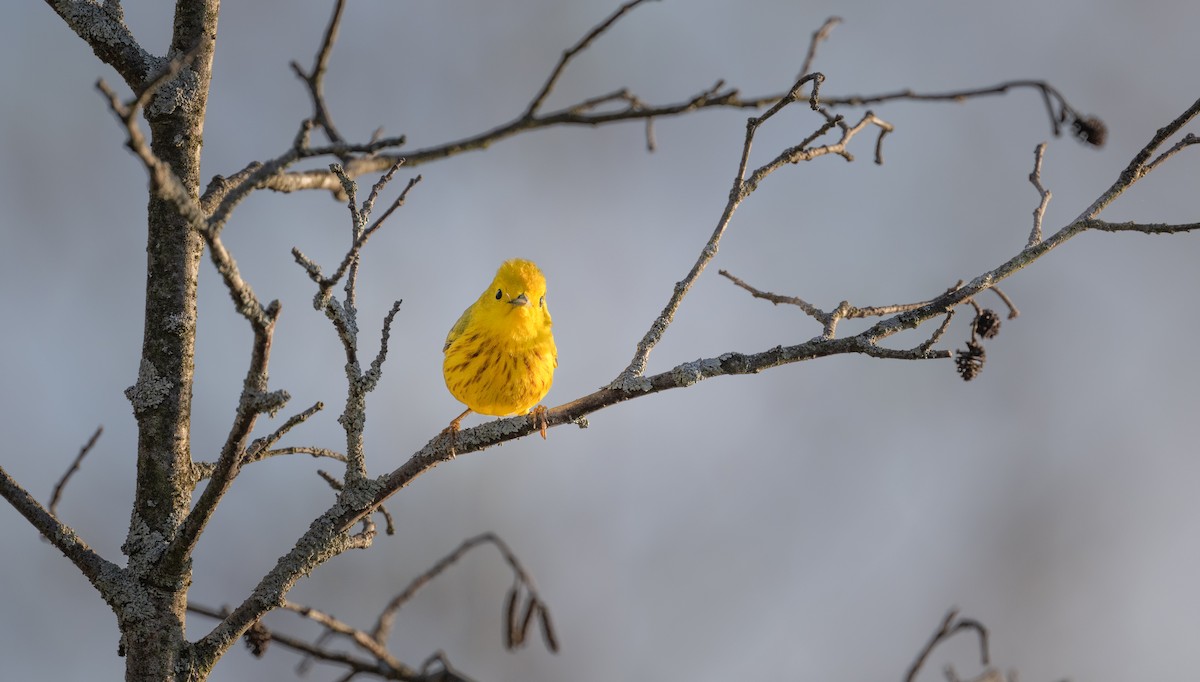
[1072,115,1108,147]
[974,309,1002,339]
[955,308,1002,381]
[956,341,987,381]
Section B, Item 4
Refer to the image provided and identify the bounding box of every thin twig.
[608,72,832,390]
[525,0,655,117]
[1027,143,1052,247]
[333,91,1200,527]
[989,286,1020,319]
[268,446,347,462]
[918,311,956,354]
[290,0,348,146]
[281,600,404,671]
[828,80,1088,140]
[364,300,404,390]
[48,425,103,517]
[95,79,209,230]
[421,651,477,682]
[1081,219,1200,234]
[305,163,416,308]
[295,164,415,486]
[1074,96,1200,222]
[1145,132,1200,175]
[188,603,416,679]
[261,76,1100,199]
[797,16,842,83]
[904,609,990,682]
[364,174,423,242]
[718,269,948,328]
[0,464,119,591]
[718,269,827,318]
[243,402,324,464]
[371,532,553,653]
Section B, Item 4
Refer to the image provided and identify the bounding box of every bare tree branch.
[191,402,328,480]
[95,79,209,229]
[0,463,121,590]
[47,425,103,518]
[826,79,1102,144]
[244,402,325,464]
[371,533,556,653]
[247,7,1100,203]
[315,469,395,536]
[717,269,946,326]
[1027,142,1052,246]
[294,163,414,485]
[610,72,841,390]
[1080,219,1200,234]
[263,77,1100,197]
[294,162,419,310]
[904,609,990,682]
[188,532,553,680]
[188,603,419,679]
[270,446,348,461]
[1146,132,1200,174]
[526,0,655,116]
[1076,96,1200,221]
[161,301,282,577]
[281,600,407,673]
[188,131,418,677]
[797,16,842,83]
[338,329,949,533]
[291,0,349,146]
[42,0,154,86]
[328,84,1200,533]
[31,3,1198,678]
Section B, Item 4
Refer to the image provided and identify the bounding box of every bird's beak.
[510,293,530,307]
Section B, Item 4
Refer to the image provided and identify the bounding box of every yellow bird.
[442,259,557,435]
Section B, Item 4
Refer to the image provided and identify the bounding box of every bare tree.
[3,1,1197,680]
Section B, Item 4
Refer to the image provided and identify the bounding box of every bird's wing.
[443,305,473,352]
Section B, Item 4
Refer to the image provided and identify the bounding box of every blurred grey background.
[3,1,1199,680]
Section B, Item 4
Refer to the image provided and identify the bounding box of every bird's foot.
[529,405,550,440]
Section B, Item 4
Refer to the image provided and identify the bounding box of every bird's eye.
[539,296,545,307]
[495,289,503,300]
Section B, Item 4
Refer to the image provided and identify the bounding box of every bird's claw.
[529,405,550,440]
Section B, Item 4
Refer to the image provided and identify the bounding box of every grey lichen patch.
[65,4,151,67]
[125,359,173,413]
[336,400,367,433]
[717,352,750,374]
[163,311,194,334]
[671,358,723,387]
[89,560,132,606]
[147,64,203,119]
[115,583,160,623]
[122,513,168,577]
[337,478,384,510]
[51,524,82,550]
[477,415,529,440]
[607,371,653,392]
[248,389,291,417]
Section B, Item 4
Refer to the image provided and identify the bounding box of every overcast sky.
[2,1,1199,680]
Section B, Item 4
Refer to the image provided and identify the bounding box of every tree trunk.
[119,2,219,679]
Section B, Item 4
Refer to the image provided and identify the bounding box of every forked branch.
[188,532,550,679]
[331,85,1200,534]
